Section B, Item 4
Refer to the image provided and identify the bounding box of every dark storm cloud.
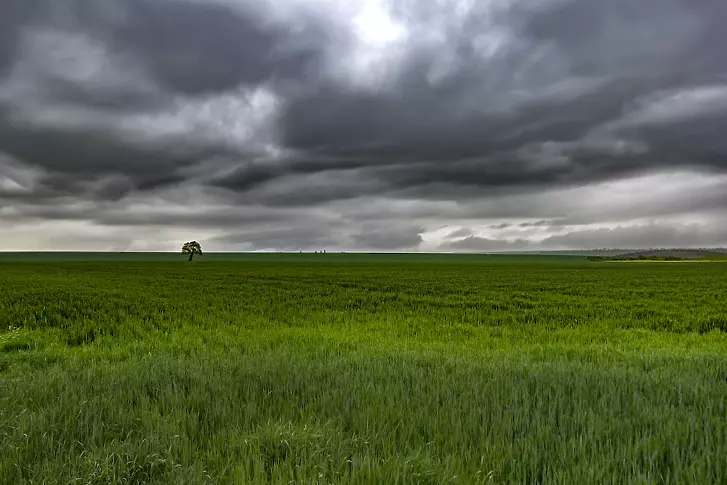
[2,0,727,251]
[0,122,220,194]
[520,0,724,77]
[115,0,334,95]
[0,200,301,228]
[211,0,727,204]
[4,0,727,198]
[0,0,338,200]
[0,0,28,75]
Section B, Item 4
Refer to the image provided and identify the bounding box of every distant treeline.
[587,255,689,261]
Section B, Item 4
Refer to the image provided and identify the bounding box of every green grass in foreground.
[1,255,726,484]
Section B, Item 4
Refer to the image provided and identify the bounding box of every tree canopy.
[181,241,203,261]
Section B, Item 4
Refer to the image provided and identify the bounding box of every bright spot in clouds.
[353,0,407,46]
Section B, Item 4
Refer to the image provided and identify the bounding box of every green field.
[1,254,726,484]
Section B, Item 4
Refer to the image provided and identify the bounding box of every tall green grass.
[1,256,726,484]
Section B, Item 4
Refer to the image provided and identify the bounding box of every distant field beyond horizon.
[0,251,589,262]
[1,248,725,262]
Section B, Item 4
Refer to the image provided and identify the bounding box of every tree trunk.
[188,253,194,261]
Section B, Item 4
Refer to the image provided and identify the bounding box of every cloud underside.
[1,0,727,250]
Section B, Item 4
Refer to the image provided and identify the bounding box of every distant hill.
[588,249,727,261]
[504,248,727,257]
[616,249,712,259]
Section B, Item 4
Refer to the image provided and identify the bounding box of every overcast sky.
[1,0,727,252]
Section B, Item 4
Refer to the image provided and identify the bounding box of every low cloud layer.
[2,0,727,251]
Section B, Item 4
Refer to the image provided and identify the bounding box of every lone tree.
[181,241,203,261]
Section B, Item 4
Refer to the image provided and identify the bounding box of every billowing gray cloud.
[0,0,334,201]
[207,222,423,252]
[116,0,336,95]
[2,0,727,250]
[350,225,423,251]
[439,221,727,253]
[445,227,473,239]
[440,236,531,253]
[541,223,727,250]
[0,0,27,76]
[209,226,339,252]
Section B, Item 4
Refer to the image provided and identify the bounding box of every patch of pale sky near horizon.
[394,170,727,250]
[0,219,218,252]
[2,169,726,251]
